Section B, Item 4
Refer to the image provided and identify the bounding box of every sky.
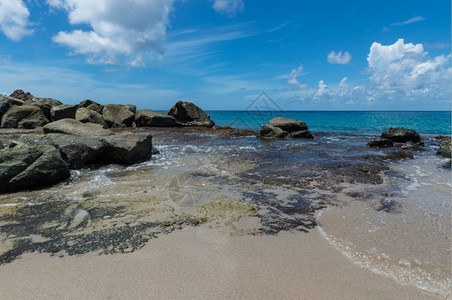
[0,0,450,111]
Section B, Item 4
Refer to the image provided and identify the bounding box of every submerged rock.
[366,139,394,148]
[167,101,214,127]
[290,130,314,139]
[268,117,308,133]
[258,124,290,139]
[381,127,423,145]
[102,104,135,128]
[135,109,178,127]
[1,105,49,129]
[437,136,451,158]
[0,144,70,193]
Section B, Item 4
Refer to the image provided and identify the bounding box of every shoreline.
[0,224,441,300]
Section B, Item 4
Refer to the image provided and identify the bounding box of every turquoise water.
[207,111,451,135]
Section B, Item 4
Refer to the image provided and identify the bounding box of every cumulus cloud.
[0,0,33,41]
[390,16,425,26]
[327,51,351,64]
[316,80,327,96]
[367,38,451,92]
[287,65,304,87]
[339,77,348,87]
[211,0,244,16]
[47,0,174,65]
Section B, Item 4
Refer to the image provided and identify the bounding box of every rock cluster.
[367,127,424,149]
[258,117,314,139]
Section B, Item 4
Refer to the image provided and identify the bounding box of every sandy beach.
[0,224,440,300]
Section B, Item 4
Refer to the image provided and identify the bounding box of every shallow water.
[0,127,450,298]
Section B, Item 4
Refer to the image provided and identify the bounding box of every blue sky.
[0,0,450,110]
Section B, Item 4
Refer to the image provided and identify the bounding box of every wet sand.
[0,225,439,300]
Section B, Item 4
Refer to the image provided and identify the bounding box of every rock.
[43,119,113,137]
[167,101,214,127]
[135,109,178,127]
[381,127,423,145]
[10,89,33,101]
[0,141,4,149]
[1,105,49,129]
[80,99,100,108]
[19,133,105,169]
[437,136,451,158]
[401,141,424,151]
[0,94,24,106]
[102,104,135,127]
[124,104,137,114]
[384,150,414,160]
[258,124,290,139]
[0,100,12,119]
[100,133,153,164]
[24,97,62,120]
[291,130,314,139]
[151,146,160,155]
[442,160,451,169]
[75,107,108,128]
[366,139,394,148]
[0,145,70,193]
[80,99,103,114]
[51,104,79,121]
[268,117,308,133]
[68,209,90,229]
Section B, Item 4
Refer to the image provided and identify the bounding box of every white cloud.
[287,65,304,87]
[316,80,327,96]
[211,0,244,16]
[327,51,351,64]
[0,0,33,41]
[390,16,426,26]
[47,0,174,65]
[339,77,348,87]
[367,38,451,92]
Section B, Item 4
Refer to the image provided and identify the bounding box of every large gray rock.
[51,104,79,121]
[102,104,135,127]
[80,99,103,114]
[10,89,33,101]
[381,127,423,145]
[124,104,137,114]
[268,117,308,133]
[43,119,113,137]
[135,109,178,127]
[1,105,49,129]
[366,139,394,148]
[0,94,24,106]
[437,136,451,158]
[19,133,105,169]
[24,97,62,120]
[167,101,214,127]
[0,145,70,193]
[0,100,12,120]
[291,130,314,139]
[100,133,153,164]
[258,124,290,139]
[75,107,107,128]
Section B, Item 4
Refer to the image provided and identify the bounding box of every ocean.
[0,111,450,298]
[207,111,451,135]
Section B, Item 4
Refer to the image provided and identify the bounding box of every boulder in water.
[268,117,308,133]
[167,101,214,127]
[366,139,394,148]
[437,136,451,158]
[381,127,423,145]
[258,124,290,139]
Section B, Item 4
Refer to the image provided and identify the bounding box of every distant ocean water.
[206,111,451,135]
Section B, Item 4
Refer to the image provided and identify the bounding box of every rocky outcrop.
[51,104,79,121]
[135,109,178,127]
[268,117,308,133]
[258,124,290,139]
[437,136,451,158]
[24,97,62,120]
[43,119,113,137]
[259,117,313,139]
[10,89,33,101]
[1,105,49,129]
[102,104,135,128]
[167,101,214,127]
[366,139,394,148]
[75,107,107,128]
[100,133,153,165]
[381,127,423,145]
[80,99,103,114]
[0,145,70,193]
[19,133,105,169]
